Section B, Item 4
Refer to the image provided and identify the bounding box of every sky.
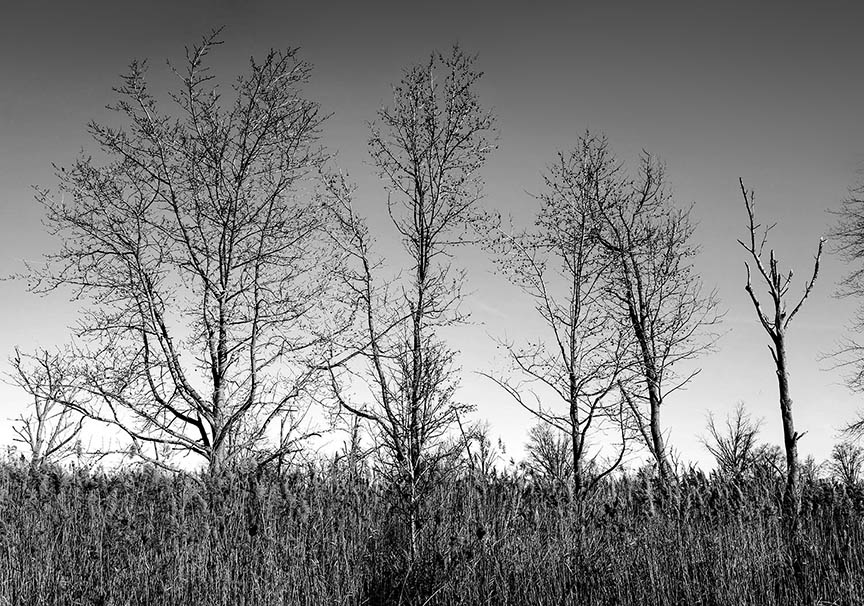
[1,1,863,469]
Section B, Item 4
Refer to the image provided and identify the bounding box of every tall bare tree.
[738,178,823,524]
[322,46,496,558]
[8,348,83,467]
[597,145,721,486]
[26,32,336,474]
[485,134,633,496]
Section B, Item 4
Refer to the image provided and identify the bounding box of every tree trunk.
[569,380,584,496]
[209,447,224,478]
[571,415,584,496]
[209,423,227,478]
[774,333,801,524]
[644,362,672,486]
[632,307,673,487]
[408,473,419,560]
[774,331,805,592]
[649,393,672,485]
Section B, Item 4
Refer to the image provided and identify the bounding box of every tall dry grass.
[1,459,862,605]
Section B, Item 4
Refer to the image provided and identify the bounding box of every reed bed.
[1,461,862,605]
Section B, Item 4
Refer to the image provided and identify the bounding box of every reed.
[1,460,862,605]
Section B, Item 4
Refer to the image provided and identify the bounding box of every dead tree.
[25,32,335,474]
[737,178,823,525]
[485,134,633,496]
[322,46,496,559]
[8,348,83,467]
[597,145,721,486]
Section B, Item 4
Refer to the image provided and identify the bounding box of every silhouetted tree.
[323,46,496,558]
[486,134,633,496]
[523,422,573,488]
[737,178,824,529]
[597,146,721,486]
[8,348,83,467]
[26,31,335,474]
[829,178,864,436]
[829,441,864,489]
[702,403,761,481]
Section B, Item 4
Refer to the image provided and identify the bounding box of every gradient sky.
[1,1,863,468]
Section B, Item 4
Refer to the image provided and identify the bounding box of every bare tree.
[8,348,83,467]
[597,145,721,486]
[701,403,761,481]
[523,422,573,488]
[322,47,496,558]
[460,420,503,480]
[829,441,864,489]
[485,134,633,496]
[751,443,785,481]
[829,178,864,435]
[26,32,335,474]
[738,178,824,524]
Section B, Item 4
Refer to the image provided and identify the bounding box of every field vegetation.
[4,30,864,606]
[2,451,863,606]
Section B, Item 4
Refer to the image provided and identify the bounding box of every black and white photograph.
[1,2,863,604]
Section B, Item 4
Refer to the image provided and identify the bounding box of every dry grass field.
[2,458,862,606]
